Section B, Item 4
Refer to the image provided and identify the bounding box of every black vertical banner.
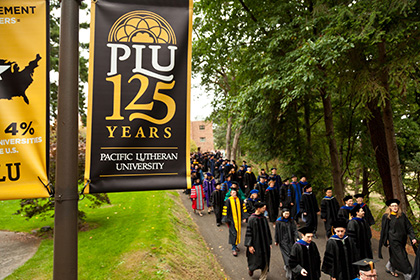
[85,0,192,193]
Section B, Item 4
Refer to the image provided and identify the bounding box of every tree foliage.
[193,0,420,225]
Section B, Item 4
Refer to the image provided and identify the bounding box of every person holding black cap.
[299,183,320,237]
[347,204,373,260]
[352,258,379,280]
[275,208,298,280]
[289,226,321,280]
[321,187,340,238]
[353,194,375,226]
[322,219,357,280]
[337,195,354,221]
[379,198,417,280]
[245,201,272,280]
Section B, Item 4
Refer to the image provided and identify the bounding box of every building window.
[199,125,205,130]
[200,137,206,142]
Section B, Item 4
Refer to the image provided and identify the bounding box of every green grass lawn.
[1,191,226,280]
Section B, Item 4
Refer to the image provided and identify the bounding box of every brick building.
[190,121,214,152]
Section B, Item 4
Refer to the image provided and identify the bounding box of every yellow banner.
[0,0,49,200]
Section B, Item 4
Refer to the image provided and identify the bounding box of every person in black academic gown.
[379,199,417,280]
[275,208,298,280]
[245,202,272,280]
[299,184,320,236]
[222,189,247,256]
[289,226,321,280]
[245,189,261,217]
[243,166,257,197]
[210,183,225,226]
[321,187,340,238]
[347,205,373,260]
[265,179,280,226]
[353,194,375,226]
[337,195,353,222]
[280,178,294,205]
[322,219,357,280]
[412,245,420,280]
[255,176,268,202]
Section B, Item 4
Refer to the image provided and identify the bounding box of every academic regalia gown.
[289,240,321,280]
[191,183,205,210]
[337,206,352,221]
[291,181,302,220]
[412,245,420,280]
[222,196,247,246]
[379,213,416,274]
[244,171,257,196]
[245,198,261,215]
[280,183,295,209]
[203,178,216,207]
[255,182,268,202]
[265,187,280,222]
[210,189,225,223]
[268,174,282,190]
[320,196,340,237]
[275,217,298,267]
[322,235,357,280]
[299,192,319,231]
[245,213,272,272]
[353,202,375,226]
[347,217,373,260]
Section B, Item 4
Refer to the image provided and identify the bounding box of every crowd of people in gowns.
[188,152,419,280]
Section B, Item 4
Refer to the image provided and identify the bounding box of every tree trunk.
[225,116,232,159]
[366,100,394,200]
[230,124,243,162]
[378,40,408,212]
[362,167,369,199]
[321,90,344,204]
[303,96,312,178]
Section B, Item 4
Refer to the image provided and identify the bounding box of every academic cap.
[254,202,266,209]
[350,204,362,217]
[324,187,332,192]
[343,195,353,202]
[271,167,277,170]
[332,219,347,229]
[303,183,312,191]
[291,174,297,178]
[298,226,314,235]
[250,189,259,195]
[231,181,239,186]
[386,198,400,206]
[354,194,364,199]
[206,172,212,177]
[282,178,290,182]
[352,258,379,272]
[281,208,290,213]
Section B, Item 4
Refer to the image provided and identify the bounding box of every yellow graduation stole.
[230,197,242,245]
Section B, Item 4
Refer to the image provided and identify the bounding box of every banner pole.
[53,0,80,279]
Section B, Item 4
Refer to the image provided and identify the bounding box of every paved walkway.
[0,231,40,280]
[179,191,415,280]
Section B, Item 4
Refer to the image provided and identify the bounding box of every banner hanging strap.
[79,179,91,201]
[38,176,55,198]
